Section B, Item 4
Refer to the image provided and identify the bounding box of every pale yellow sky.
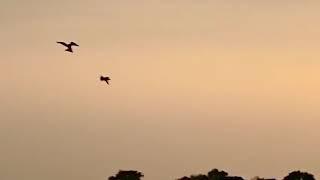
[1,1,320,180]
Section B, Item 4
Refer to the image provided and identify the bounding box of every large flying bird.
[56,41,79,53]
[100,76,111,85]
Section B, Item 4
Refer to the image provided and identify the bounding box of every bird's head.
[70,42,79,46]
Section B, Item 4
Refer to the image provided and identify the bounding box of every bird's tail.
[65,47,72,52]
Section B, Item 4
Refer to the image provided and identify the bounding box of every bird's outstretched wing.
[57,41,68,47]
[70,42,79,46]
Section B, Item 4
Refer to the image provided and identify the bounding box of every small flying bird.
[56,41,79,53]
[100,76,111,85]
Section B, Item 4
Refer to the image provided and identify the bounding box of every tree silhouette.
[190,174,209,180]
[109,170,144,180]
[283,171,315,180]
[177,169,244,180]
[207,169,228,180]
[177,176,192,180]
[108,168,316,180]
[224,176,244,180]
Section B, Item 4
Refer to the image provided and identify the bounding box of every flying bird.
[56,41,79,53]
[100,76,111,85]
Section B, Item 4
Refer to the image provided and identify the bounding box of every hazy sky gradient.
[1,1,320,180]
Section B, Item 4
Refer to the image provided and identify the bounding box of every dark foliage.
[109,169,316,180]
[283,171,315,180]
[177,169,243,180]
[109,170,144,180]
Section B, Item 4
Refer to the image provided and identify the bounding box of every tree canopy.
[108,169,315,180]
[108,170,144,180]
[283,171,315,180]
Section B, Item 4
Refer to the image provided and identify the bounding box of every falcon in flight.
[56,41,79,53]
[100,76,111,85]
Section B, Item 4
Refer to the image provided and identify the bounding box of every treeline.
[108,169,316,180]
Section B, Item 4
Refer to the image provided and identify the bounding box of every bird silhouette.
[100,76,111,85]
[56,41,79,53]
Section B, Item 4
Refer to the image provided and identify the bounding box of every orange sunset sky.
[1,1,320,180]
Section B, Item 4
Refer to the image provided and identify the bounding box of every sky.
[1,1,320,180]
